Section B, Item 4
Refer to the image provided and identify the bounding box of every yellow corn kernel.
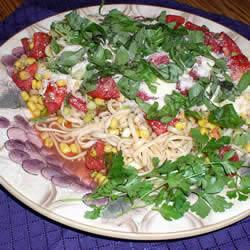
[40,108,47,116]
[91,172,108,186]
[27,101,36,112]
[83,112,94,123]
[34,73,42,81]
[19,71,30,80]
[32,79,37,89]
[104,144,113,153]
[108,129,120,136]
[139,129,150,139]
[90,149,97,157]
[20,91,30,101]
[38,96,44,105]
[109,118,119,129]
[56,79,67,87]
[63,107,71,116]
[36,80,42,89]
[136,128,140,137]
[43,71,51,80]
[59,143,71,154]
[29,42,34,49]
[26,57,36,65]
[36,104,44,111]
[198,119,208,127]
[29,95,38,103]
[175,122,186,131]
[112,147,118,154]
[94,98,105,106]
[40,132,49,140]
[87,101,97,110]
[14,60,22,69]
[57,116,64,124]
[245,144,250,153]
[200,127,209,135]
[70,143,80,154]
[207,123,216,130]
[33,110,41,117]
[44,137,54,148]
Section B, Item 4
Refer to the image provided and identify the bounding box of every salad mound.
[1,9,249,222]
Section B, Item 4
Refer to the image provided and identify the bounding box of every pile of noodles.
[35,98,195,173]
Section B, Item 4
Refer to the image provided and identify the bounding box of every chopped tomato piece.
[146,118,179,135]
[176,81,189,96]
[165,15,185,29]
[148,52,169,66]
[227,54,250,81]
[218,32,241,57]
[12,63,38,91]
[210,128,220,139]
[88,77,120,100]
[65,152,77,157]
[21,32,51,59]
[204,31,222,54]
[136,91,155,101]
[44,83,67,113]
[68,95,88,113]
[219,145,239,162]
[188,69,199,80]
[184,21,209,32]
[85,140,106,171]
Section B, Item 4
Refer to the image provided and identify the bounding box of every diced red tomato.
[218,32,241,57]
[210,128,220,140]
[65,152,77,157]
[148,52,170,66]
[188,69,199,80]
[184,21,209,32]
[21,32,51,59]
[44,83,67,113]
[165,15,185,29]
[176,81,189,96]
[85,140,106,171]
[88,77,120,100]
[136,91,155,101]
[204,31,222,54]
[68,95,88,113]
[12,63,38,91]
[146,118,179,136]
[219,145,239,162]
[227,54,250,81]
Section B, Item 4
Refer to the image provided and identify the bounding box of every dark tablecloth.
[0,1,249,249]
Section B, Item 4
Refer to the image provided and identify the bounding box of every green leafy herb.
[208,104,244,128]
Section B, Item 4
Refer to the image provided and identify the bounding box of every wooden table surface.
[0,0,250,24]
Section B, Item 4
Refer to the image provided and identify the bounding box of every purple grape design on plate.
[0,114,94,192]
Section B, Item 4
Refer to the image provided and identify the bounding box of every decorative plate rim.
[0,4,249,240]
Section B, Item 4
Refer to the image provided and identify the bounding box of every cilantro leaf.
[208,104,244,128]
[202,194,233,212]
[84,206,102,219]
[115,46,129,65]
[191,196,211,218]
[236,71,250,94]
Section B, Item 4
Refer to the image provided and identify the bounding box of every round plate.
[0,4,249,240]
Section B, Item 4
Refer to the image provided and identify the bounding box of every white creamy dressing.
[71,60,88,80]
[192,56,215,78]
[139,79,177,108]
[178,56,215,92]
[233,87,250,117]
[178,71,195,90]
[59,45,83,54]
